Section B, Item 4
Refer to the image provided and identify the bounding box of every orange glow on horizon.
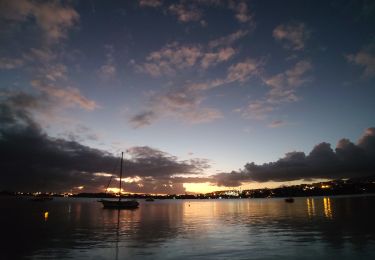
[106,187,127,194]
[100,178,333,195]
[183,180,325,194]
[183,183,228,194]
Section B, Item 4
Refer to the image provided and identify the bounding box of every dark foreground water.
[1,196,375,259]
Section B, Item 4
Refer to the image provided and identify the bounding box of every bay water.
[1,195,375,259]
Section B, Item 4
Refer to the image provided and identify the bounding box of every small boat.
[99,152,139,209]
[285,197,294,203]
[145,197,154,202]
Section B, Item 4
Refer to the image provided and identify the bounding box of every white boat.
[99,152,139,209]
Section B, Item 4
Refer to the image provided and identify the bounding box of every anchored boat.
[285,197,294,203]
[99,152,139,209]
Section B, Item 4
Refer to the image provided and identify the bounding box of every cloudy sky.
[0,0,374,194]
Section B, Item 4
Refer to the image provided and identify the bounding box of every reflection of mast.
[115,209,120,260]
[118,152,123,202]
[114,153,123,259]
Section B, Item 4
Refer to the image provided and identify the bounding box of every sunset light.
[1,1,375,258]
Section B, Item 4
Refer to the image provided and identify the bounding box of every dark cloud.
[0,92,117,192]
[129,110,156,128]
[213,128,375,186]
[126,146,209,178]
[0,91,209,193]
[214,171,248,187]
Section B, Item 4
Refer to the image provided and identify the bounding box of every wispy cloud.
[98,64,116,80]
[237,60,312,122]
[268,120,286,128]
[130,88,222,128]
[138,0,163,8]
[226,58,263,83]
[136,41,238,76]
[98,45,117,80]
[201,47,236,69]
[239,100,274,120]
[136,28,254,78]
[273,22,309,51]
[186,78,227,92]
[0,57,24,70]
[43,63,67,81]
[129,111,157,128]
[169,2,203,23]
[140,0,254,26]
[0,0,79,43]
[265,60,312,103]
[134,53,264,127]
[0,0,80,108]
[188,57,264,91]
[228,1,252,23]
[23,48,57,64]
[346,45,375,78]
[136,42,202,76]
[208,29,249,49]
[31,80,98,111]
[58,124,101,143]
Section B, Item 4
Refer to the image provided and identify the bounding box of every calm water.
[1,196,375,259]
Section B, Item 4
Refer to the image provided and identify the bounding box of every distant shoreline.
[2,175,375,200]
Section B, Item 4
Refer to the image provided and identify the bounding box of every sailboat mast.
[119,152,123,202]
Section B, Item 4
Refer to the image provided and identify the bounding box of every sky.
[0,0,374,194]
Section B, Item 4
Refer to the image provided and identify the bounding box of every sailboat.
[99,152,139,209]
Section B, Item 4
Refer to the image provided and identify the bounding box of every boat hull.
[100,199,139,209]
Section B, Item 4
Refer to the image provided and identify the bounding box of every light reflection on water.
[306,197,316,218]
[323,197,333,219]
[1,195,375,259]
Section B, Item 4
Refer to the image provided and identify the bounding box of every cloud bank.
[2,90,374,192]
[0,91,209,194]
[213,128,375,186]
